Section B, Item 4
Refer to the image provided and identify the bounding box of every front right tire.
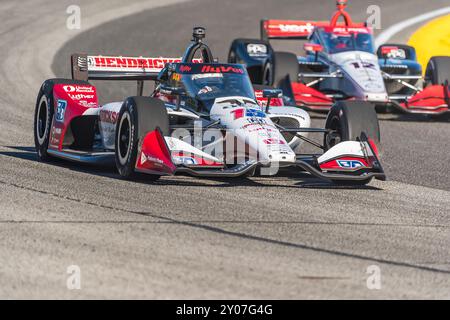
[324,101,381,186]
[425,56,450,86]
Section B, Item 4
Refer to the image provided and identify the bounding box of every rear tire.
[34,78,90,161]
[324,101,381,186]
[115,97,169,180]
[263,51,299,87]
[425,56,450,85]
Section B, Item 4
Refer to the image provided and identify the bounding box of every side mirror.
[160,84,186,96]
[263,89,283,99]
[262,89,283,113]
[160,84,186,111]
[303,43,323,54]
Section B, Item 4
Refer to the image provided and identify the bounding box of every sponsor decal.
[197,86,213,95]
[51,126,62,146]
[245,109,266,118]
[241,121,275,130]
[246,117,268,125]
[99,110,119,124]
[267,144,291,153]
[179,65,192,72]
[88,56,202,72]
[332,27,370,34]
[350,62,376,70]
[381,46,406,59]
[55,100,67,122]
[60,84,97,108]
[78,101,98,108]
[192,73,223,80]
[263,138,285,145]
[90,57,178,70]
[63,85,94,94]
[337,159,365,169]
[172,73,181,81]
[276,23,314,34]
[247,43,268,56]
[68,93,95,100]
[201,65,244,74]
[140,152,163,166]
[232,108,266,120]
[387,49,406,59]
[247,126,277,133]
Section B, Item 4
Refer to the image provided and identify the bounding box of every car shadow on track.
[0,146,381,190]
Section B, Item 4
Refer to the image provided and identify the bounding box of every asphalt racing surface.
[0,0,449,299]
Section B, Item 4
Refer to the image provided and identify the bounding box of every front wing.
[136,129,386,183]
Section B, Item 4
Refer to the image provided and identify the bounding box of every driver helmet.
[331,34,350,49]
[355,33,371,49]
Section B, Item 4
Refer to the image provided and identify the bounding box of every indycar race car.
[34,27,385,185]
[228,0,450,115]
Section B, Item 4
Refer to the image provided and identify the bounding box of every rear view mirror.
[262,89,283,113]
[303,43,323,53]
[263,89,282,99]
[160,84,186,111]
[160,84,186,96]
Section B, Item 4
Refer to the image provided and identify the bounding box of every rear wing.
[260,19,368,40]
[261,19,329,40]
[71,54,192,81]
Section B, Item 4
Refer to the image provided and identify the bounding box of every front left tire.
[34,78,90,161]
[115,96,169,180]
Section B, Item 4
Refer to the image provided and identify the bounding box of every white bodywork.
[94,96,374,172]
[95,96,310,166]
[98,102,122,150]
[327,51,389,102]
[209,96,306,164]
[318,141,368,163]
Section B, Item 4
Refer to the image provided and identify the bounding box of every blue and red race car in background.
[228,0,450,115]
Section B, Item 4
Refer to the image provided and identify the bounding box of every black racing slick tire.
[324,101,381,186]
[115,96,169,180]
[425,56,450,86]
[263,51,299,87]
[324,101,380,149]
[34,78,90,161]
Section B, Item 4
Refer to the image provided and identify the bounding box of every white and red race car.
[34,27,385,185]
[228,0,450,115]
